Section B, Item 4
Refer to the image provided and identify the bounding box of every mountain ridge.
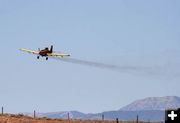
[120,96,180,111]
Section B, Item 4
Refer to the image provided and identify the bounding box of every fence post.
[68,112,70,123]
[68,112,70,120]
[116,118,119,123]
[102,114,104,120]
[1,107,3,115]
[136,115,139,123]
[34,110,36,118]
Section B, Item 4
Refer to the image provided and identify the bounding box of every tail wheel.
[46,57,48,60]
[37,56,40,59]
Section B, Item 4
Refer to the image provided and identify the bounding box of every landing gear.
[37,56,40,59]
[46,57,48,60]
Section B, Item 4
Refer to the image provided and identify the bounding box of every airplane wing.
[19,48,39,55]
[47,53,70,57]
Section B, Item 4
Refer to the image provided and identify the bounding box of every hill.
[120,96,180,111]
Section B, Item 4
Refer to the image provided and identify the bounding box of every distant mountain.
[25,96,180,122]
[38,111,86,119]
[100,110,164,122]
[35,110,164,122]
[120,96,180,111]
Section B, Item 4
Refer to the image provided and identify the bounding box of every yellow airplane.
[19,45,70,60]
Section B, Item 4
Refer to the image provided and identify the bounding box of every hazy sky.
[0,0,180,114]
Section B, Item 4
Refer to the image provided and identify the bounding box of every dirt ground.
[0,115,163,123]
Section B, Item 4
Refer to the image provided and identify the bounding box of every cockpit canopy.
[45,47,49,50]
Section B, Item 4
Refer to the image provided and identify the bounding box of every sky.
[0,0,180,114]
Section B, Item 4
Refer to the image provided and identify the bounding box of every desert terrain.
[0,114,163,123]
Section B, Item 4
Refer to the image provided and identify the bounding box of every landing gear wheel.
[37,56,40,59]
[46,57,48,60]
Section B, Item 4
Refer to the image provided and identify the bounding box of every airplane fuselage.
[39,48,51,56]
[38,46,53,57]
[37,46,53,60]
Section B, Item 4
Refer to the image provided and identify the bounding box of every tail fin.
[50,45,53,53]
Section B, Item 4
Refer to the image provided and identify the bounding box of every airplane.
[19,45,70,60]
